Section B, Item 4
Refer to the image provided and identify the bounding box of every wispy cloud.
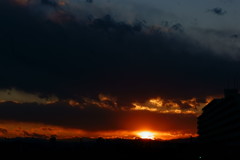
[0,88,58,104]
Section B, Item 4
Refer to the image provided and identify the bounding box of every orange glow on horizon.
[0,121,198,140]
[137,131,155,140]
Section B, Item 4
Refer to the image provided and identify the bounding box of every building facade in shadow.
[198,89,240,145]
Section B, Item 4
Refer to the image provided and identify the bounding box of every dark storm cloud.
[0,1,239,108]
[0,102,196,132]
[188,28,240,59]
[171,23,184,32]
[41,0,58,7]
[231,34,239,39]
[209,7,227,15]
[86,0,93,3]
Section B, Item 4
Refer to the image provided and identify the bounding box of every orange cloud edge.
[0,89,214,140]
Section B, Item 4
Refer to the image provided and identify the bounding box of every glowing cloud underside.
[131,97,212,115]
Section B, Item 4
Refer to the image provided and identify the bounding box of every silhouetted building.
[198,89,240,145]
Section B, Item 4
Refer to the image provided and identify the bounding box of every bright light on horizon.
[137,131,155,140]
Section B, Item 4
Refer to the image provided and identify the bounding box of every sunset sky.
[0,0,240,140]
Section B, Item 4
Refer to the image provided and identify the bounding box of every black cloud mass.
[209,7,227,15]
[0,0,239,108]
[0,101,196,132]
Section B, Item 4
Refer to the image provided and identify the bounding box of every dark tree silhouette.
[49,135,57,143]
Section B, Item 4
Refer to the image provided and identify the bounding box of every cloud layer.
[1,1,239,106]
[0,101,197,132]
[0,0,240,137]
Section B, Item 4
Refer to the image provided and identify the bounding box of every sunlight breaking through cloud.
[131,97,212,115]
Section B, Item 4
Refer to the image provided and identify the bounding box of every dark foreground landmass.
[0,138,239,160]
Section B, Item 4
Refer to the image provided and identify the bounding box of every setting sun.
[137,131,155,140]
